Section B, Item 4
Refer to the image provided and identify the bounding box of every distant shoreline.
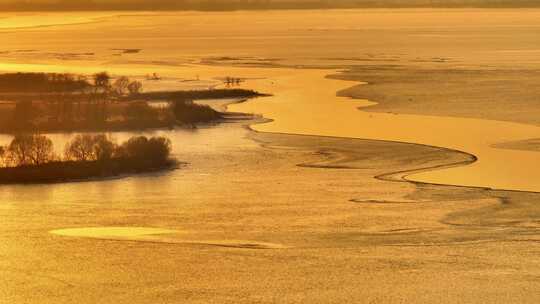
[0,86,264,134]
[3,3,540,12]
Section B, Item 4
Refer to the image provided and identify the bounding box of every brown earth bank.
[0,89,263,102]
[0,158,177,184]
[333,65,540,126]
[126,89,266,101]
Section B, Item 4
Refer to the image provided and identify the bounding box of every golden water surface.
[1,10,539,192]
[1,10,540,303]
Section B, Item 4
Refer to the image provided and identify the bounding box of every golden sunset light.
[1,1,539,303]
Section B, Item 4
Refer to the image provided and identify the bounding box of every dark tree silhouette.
[64,134,95,161]
[7,134,55,166]
[172,99,222,124]
[127,80,143,95]
[93,72,111,92]
[0,132,176,184]
[92,134,115,161]
[116,136,172,165]
[0,73,90,93]
[0,146,5,167]
[64,134,115,162]
[113,76,130,96]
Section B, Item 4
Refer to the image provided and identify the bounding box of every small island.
[0,71,266,183]
[0,72,265,133]
[0,133,177,184]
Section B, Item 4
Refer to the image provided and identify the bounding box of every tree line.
[0,73,90,93]
[0,133,172,168]
[0,72,142,94]
[0,71,256,133]
[2,72,147,131]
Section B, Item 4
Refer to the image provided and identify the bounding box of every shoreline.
[332,66,540,127]
[1,60,538,192]
[0,87,264,134]
[228,66,540,192]
[0,98,252,185]
[3,10,540,303]
[224,96,493,195]
[4,7,540,13]
[0,159,180,185]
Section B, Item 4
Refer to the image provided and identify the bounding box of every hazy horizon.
[2,0,540,11]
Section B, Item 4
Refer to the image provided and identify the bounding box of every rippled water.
[1,10,540,303]
[1,9,540,191]
[1,62,539,192]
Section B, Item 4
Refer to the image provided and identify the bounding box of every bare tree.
[113,76,130,96]
[0,146,5,167]
[64,134,115,162]
[64,134,96,161]
[31,135,55,165]
[127,81,143,95]
[92,134,115,161]
[7,134,55,166]
[7,135,33,166]
[93,72,111,92]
